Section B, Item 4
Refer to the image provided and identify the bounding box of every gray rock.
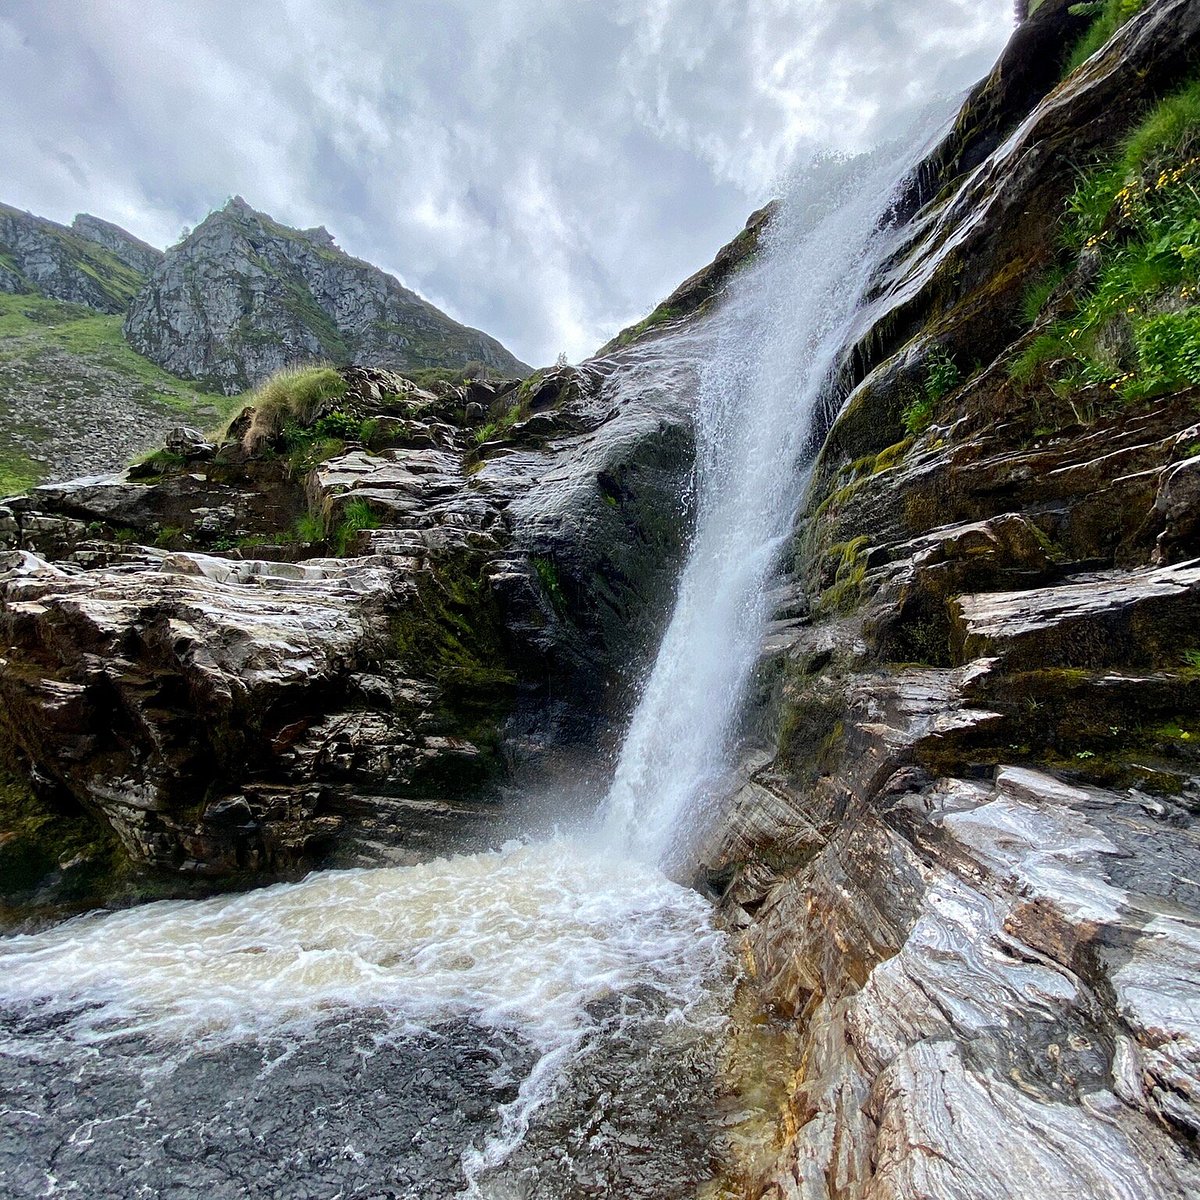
[0,202,151,312]
[124,196,530,393]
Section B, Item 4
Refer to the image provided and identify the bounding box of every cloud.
[0,0,1013,365]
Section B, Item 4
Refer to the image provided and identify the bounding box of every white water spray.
[600,147,926,867]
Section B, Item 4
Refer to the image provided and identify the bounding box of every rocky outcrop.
[70,213,163,277]
[0,203,151,312]
[701,1,1200,1196]
[124,197,530,394]
[599,202,776,355]
[0,342,705,914]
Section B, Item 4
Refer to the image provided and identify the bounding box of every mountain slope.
[124,197,530,393]
[0,203,158,313]
[0,293,238,494]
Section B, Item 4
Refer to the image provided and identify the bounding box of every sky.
[0,0,1015,366]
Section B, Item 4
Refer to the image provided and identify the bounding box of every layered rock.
[0,203,152,312]
[0,340,706,913]
[124,197,529,393]
[702,1,1200,1195]
[70,213,164,277]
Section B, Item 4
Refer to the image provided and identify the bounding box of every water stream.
[599,146,925,867]
[0,133,940,1200]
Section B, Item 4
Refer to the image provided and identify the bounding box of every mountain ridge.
[124,196,530,393]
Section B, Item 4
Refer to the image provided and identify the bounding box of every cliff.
[700,0,1200,1194]
[124,197,530,394]
[0,203,156,313]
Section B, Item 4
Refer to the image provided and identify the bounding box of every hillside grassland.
[0,293,241,493]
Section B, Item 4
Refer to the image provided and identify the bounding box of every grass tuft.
[241,365,347,453]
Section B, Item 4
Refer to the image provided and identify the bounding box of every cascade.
[599,142,929,867]
[0,103,962,1200]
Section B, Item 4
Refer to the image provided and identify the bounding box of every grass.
[1011,78,1200,403]
[240,364,348,452]
[1064,0,1146,77]
[331,498,381,554]
[0,293,237,416]
[0,447,40,496]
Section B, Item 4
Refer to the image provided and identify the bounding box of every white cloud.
[0,0,1013,365]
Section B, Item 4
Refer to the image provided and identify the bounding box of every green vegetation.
[1011,79,1200,402]
[241,364,348,452]
[532,555,567,615]
[1021,267,1066,325]
[331,498,381,554]
[609,303,684,351]
[388,557,517,791]
[0,206,147,311]
[294,511,327,545]
[0,447,40,497]
[0,293,239,494]
[816,536,870,614]
[0,293,235,414]
[903,348,961,435]
[1064,0,1145,77]
[0,754,121,905]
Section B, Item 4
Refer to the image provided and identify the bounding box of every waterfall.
[599,143,928,868]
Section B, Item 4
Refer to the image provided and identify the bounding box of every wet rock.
[705,5,1200,1196]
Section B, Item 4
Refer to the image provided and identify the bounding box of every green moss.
[532,554,567,615]
[0,755,122,908]
[389,557,516,792]
[816,537,870,615]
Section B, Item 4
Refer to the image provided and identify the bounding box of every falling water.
[600,144,928,867]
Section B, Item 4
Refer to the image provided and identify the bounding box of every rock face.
[2,0,1200,1193]
[0,203,152,312]
[124,197,530,394]
[698,1,1200,1195]
[0,340,707,910]
[70,213,164,277]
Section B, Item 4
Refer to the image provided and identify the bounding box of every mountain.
[0,203,160,313]
[0,198,529,490]
[124,197,530,394]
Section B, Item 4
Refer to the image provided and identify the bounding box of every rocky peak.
[70,212,163,277]
[125,199,529,394]
[0,203,151,313]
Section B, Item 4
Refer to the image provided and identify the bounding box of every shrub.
[903,348,960,434]
[241,364,347,452]
[924,349,961,403]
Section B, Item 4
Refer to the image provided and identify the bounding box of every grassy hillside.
[0,294,242,494]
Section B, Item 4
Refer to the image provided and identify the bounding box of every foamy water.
[0,838,732,1193]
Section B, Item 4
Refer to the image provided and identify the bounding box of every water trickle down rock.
[697,1,1200,1195]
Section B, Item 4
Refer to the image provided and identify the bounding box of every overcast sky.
[1,0,1014,365]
